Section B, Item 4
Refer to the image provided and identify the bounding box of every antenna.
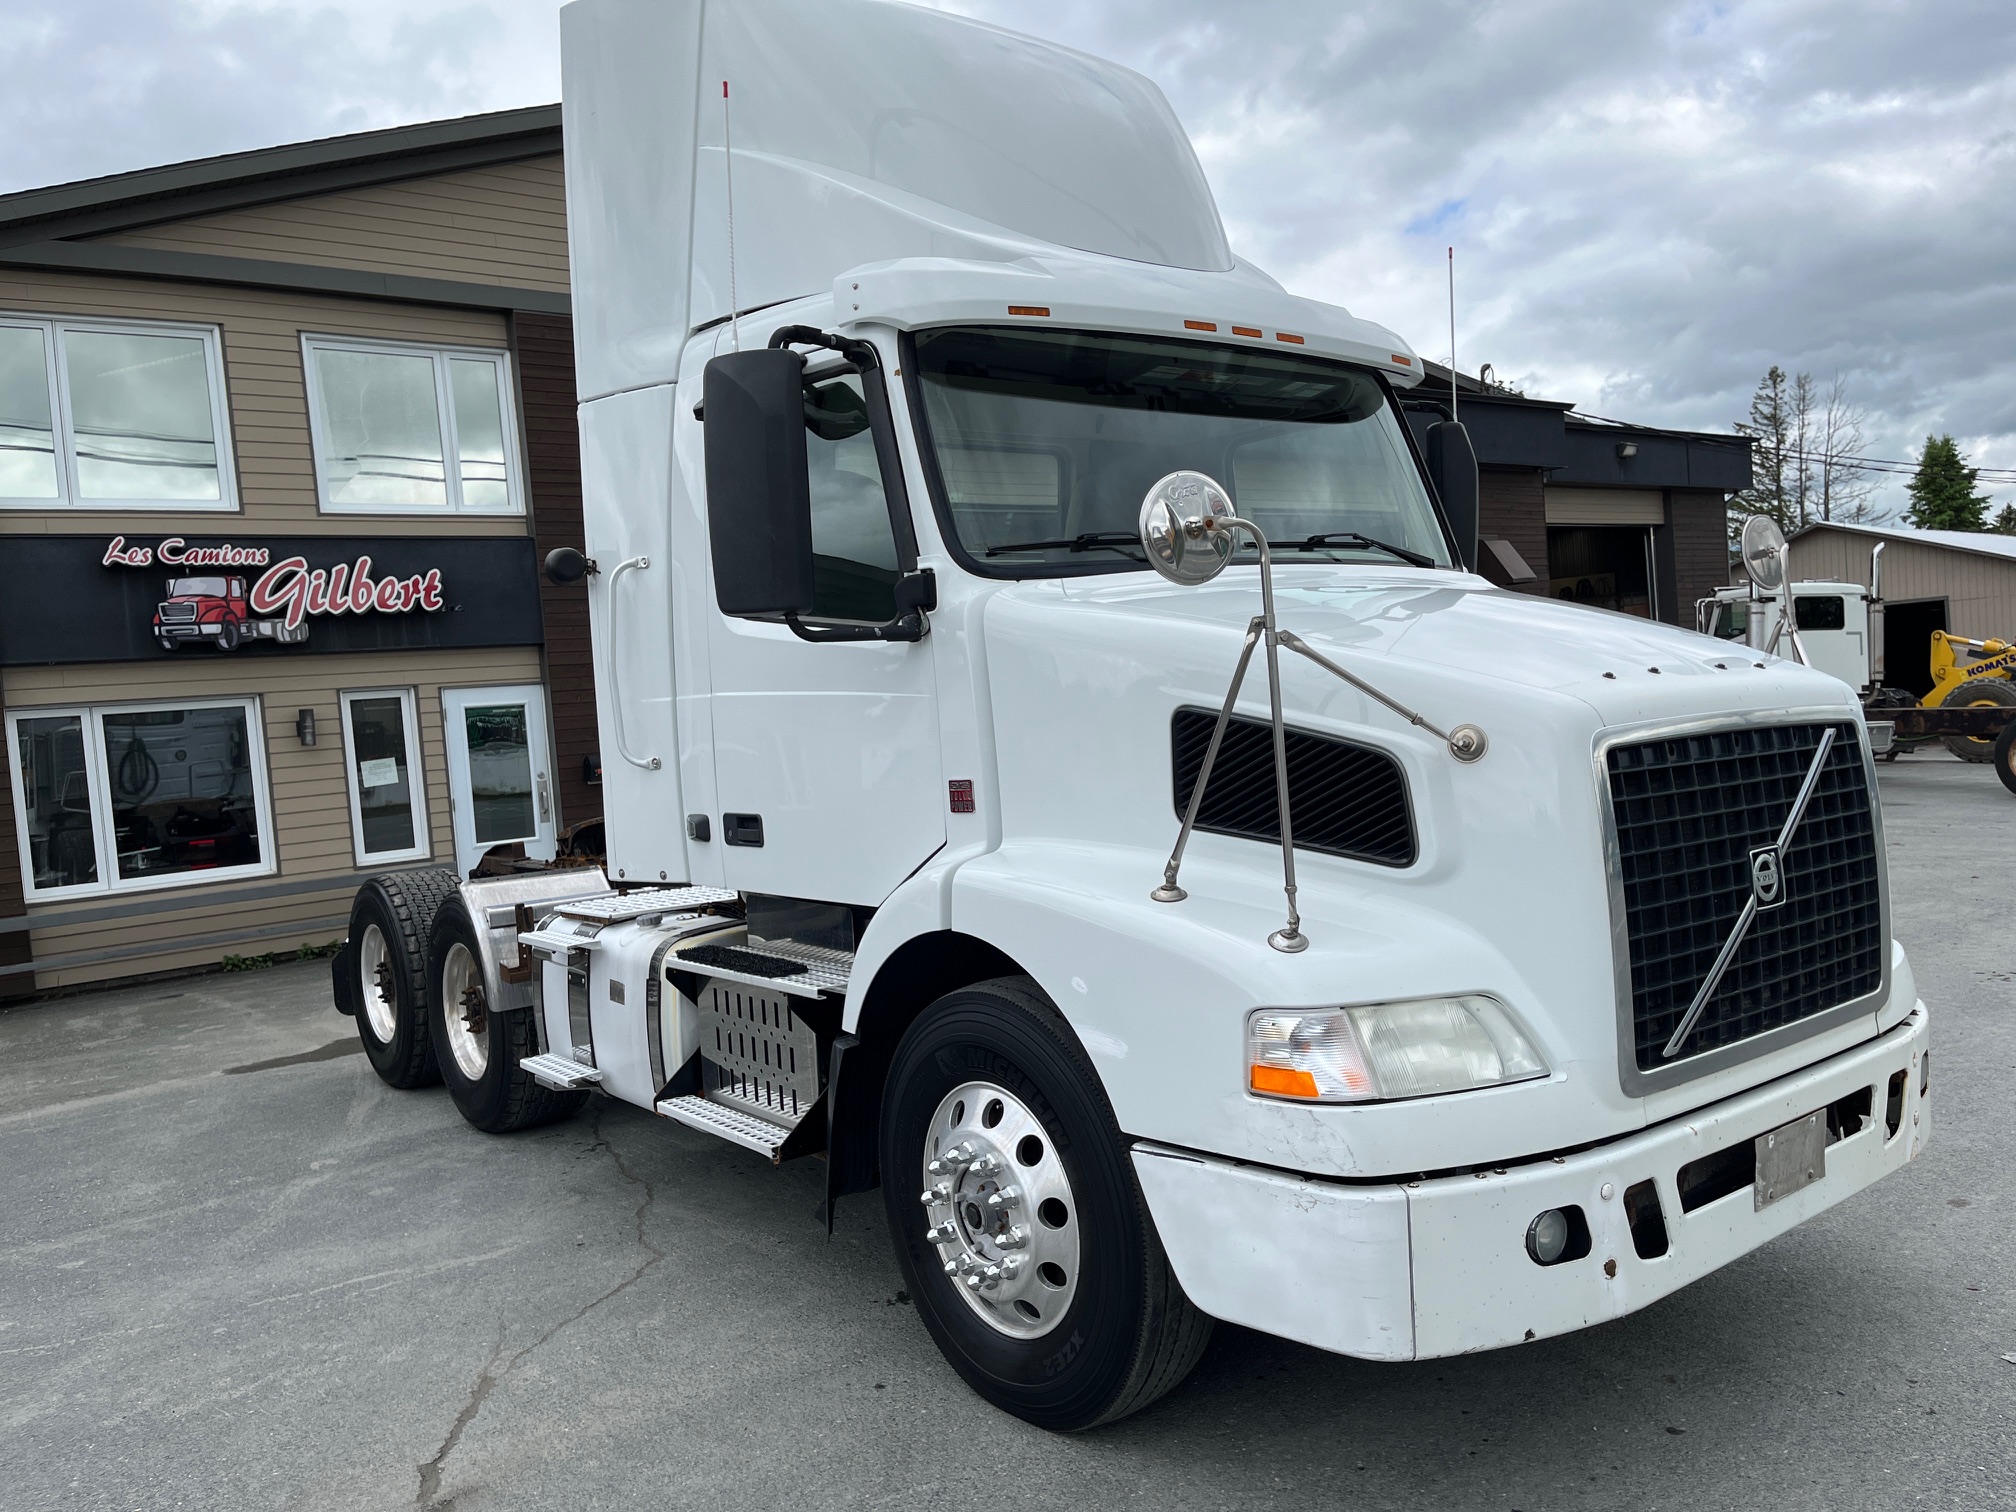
[722,80,739,351]
[1443,245,1459,421]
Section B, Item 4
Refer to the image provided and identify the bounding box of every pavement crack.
[413,1110,664,1507]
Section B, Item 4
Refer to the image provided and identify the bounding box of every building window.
[6,697,274,899]
[302,335,522,515]
[339,689,429,865]
[0,314,236,510]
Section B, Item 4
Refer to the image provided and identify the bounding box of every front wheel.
[1941,678,2016,761]
[428,896,586,1134]
[1992,719,2016,796]
[879,977,1211,1431]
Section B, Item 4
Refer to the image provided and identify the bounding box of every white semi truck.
[333,0,1932,1430]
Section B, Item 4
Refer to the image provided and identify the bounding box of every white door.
[441,684,557,877]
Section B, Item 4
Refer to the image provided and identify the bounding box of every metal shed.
[1787,522,2016,694]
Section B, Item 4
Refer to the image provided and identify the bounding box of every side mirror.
[1425,421,1480,572]
[703,348,815,617]
[543,546,593,585]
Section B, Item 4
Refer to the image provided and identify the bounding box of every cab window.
[803,373,899,622]
[1794,595,1846,631]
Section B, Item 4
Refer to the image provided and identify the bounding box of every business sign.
[0,535,544,666]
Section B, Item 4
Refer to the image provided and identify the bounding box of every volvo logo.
[1749,844,1785,910]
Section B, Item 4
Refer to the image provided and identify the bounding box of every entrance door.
[441,684,557,877]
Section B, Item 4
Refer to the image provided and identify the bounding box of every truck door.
[703,361,944,906]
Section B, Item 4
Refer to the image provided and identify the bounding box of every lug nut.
[997,1226,1029,1250]
[918,1181,951,1205]
[968,1153,1002,1177]
[985,1186,1021,1211]
[924,1221,957,1245]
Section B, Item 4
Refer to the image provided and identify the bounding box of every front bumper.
[1133,1005,1929,1361]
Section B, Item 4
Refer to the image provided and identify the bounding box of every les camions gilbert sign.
[103,535,448,650]
[0,535,542,667]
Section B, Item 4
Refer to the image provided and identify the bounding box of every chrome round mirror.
[1139,470,1237,586]
[1740,514,1787,591]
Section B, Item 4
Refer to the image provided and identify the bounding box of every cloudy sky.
[5,0,2012,515]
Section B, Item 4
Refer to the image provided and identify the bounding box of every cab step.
[520,1053,604,1090]
[656,1094,820,1163]
[669,939,853,1000]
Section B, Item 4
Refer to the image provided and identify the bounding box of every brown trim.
[0,108,561,245]
[511,311,601,829]
[1478,466,1548,596]
[0,678,30,997]
[0,240,570,314]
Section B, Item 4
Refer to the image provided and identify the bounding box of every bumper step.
[520,1053,603,1090]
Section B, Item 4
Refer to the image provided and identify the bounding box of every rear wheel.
[428,895,586,1134]
[1992,719,2016,796]
[880,977,1211,1431]
[1941,679,2016,761]
[346,867,458,1088]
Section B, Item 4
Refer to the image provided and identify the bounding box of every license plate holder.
[1754,1109,1827,1210]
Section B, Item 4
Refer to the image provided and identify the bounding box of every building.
[1787,522,2016,695]
[0,107,600,994]
[1404,367,1751,627]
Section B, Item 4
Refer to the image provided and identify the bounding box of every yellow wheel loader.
[1924,631,2016,761]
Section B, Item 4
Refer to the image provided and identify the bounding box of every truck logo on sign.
[1749,844,1784,909]
[103,536,445,654]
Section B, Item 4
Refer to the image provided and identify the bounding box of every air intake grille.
[1171,709,1415,867]
[1607,721,1882,1072]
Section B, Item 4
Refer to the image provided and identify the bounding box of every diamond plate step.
[520,1053,604,1090]
[670,939,853,999]
[656,1094,803,1159]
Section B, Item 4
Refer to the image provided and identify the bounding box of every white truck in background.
[332,0,1931,1430]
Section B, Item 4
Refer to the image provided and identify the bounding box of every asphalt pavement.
[1,749,2011,1512]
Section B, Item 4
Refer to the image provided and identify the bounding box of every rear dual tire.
[347,868,459,1088]
[428,897,586,1134]
[880,977,1211,1431]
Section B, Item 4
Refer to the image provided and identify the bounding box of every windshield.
[912,327,1450,573]
[166,576,231,597]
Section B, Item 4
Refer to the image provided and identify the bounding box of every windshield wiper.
[983,532,1145,558]
[1266,531,1437,569]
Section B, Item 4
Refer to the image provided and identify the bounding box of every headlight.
[1247,995,1547,1103]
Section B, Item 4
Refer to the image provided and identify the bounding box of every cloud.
[5,0,2013,510]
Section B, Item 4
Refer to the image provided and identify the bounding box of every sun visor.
[562,0,1234,401]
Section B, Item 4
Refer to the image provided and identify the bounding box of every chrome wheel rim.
[919,1080,1080,1339]
[440,942,488,1081]
[358,924,396,1043]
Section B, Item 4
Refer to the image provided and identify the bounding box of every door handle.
[605,556,662,771]
[536,772,552,823]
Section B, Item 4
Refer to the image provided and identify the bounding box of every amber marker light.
[1390,353,1414,366]
[1250,1064,1321,1099]
[1007,305,1050,317]
[1276,332,1305,344]
[1231,324,1262,337]
[1184,319,1217,331]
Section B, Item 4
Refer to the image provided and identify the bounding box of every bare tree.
[1814,373,1879,523]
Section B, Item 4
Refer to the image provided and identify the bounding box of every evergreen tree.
[1730,366,1794,541]
[1904,435,1991,531]
[1991,503,2016,536]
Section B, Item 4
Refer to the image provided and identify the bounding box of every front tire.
[1992,719,2016,795]
[347,867,458,1088]
[879,977,1211,1431]
[1941,678,2016,761]
[428,896,586,1134]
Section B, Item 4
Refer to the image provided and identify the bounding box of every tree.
[1730,366,1794,541]
[1991,503,2016,535]
[1904,435,1992,531]
[1730,366,1880,541]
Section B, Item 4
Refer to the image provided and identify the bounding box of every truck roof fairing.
[562,0,1406,399]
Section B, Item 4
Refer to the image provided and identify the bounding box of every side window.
[1794,595,1846,631]
[1715,603,1748,641]
[804,374,900,622]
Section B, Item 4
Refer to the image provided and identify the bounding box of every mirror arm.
[782,569,935,644]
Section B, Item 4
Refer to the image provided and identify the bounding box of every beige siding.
[0,268,524,538]
[6,645,542,988]
[97,156,569,293]
[1789,529,2016,642]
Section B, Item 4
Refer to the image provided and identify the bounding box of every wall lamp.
[1617,442,1639,460]
[296,708,317,747]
